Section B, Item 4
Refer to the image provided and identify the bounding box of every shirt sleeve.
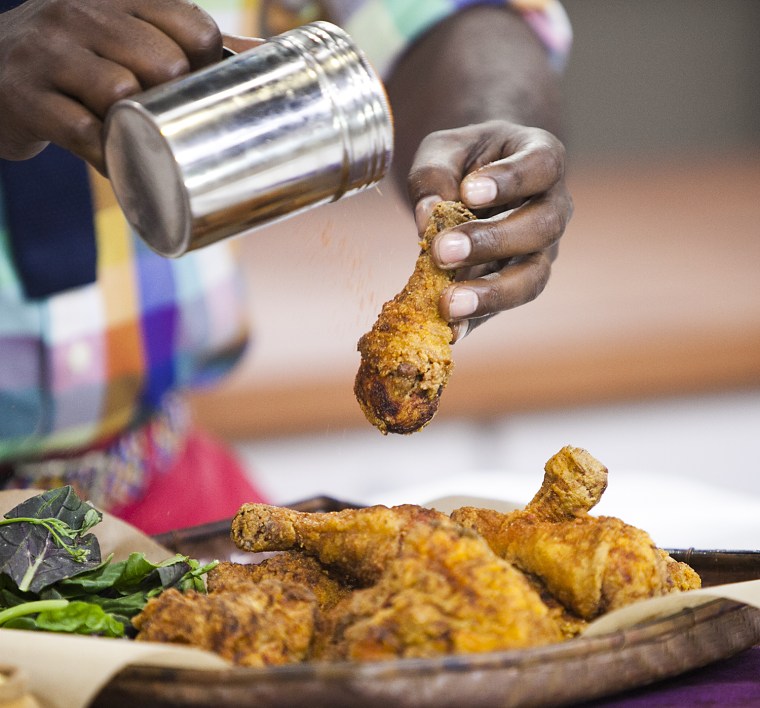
[320,0,572,77]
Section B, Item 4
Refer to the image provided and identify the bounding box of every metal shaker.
[103,21,393,257]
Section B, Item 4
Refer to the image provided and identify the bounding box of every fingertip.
[461,174,498,208]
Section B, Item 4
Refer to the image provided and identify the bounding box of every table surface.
[588,645,760,707]
[188,152,760,439]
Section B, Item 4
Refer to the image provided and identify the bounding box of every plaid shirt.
[0,0,570,463]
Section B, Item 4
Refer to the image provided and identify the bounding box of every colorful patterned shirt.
[0,0,570,463]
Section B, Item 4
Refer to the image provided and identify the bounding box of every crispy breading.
[207,553,352,610]
[354,201,476,434]
[491,515,676,619]
[451,447,701,620]
[314,519,562,661]
[231,502,562,660]
[232,503,440,586]
[524,572,588,639]
[658,548,703,592]
[526,445,609,521]
[205,560,262,594]
[133,581,317,667]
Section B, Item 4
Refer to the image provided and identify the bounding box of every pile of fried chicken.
[133,446,700,666]
[354,201,476,434]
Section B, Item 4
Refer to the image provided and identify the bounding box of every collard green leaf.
[178,558,219,593]
[0,574,34,609]
[155,557,192,590]
[1,616,37,630]
[35,601,124,637]
[55,554,125,595]
[0,486,102,593]
[117,552,177,593]
[90,591,151,619]
[59,552,191,596]
[4,485,102,528]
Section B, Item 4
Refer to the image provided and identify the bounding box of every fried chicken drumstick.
[451,446,701,620]
[354,201,477,434]
[232,502,563,659]
[232,502,434,585]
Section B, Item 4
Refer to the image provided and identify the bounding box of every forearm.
[385,5,562,189]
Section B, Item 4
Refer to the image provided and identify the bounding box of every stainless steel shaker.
[103,21,393,257]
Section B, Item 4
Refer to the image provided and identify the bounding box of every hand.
[408,120,573,341]
[0,0,223,172]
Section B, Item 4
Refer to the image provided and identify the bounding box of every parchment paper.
[1,490,758,708]
[584,579,760,636]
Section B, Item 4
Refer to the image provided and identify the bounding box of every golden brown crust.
[231,501,563,660]
[354,201,477,434]
[208,554,352,611]
[133,582,317,667]
[315,520,562,661]
[451,446,701,620]
[525,445,609,521]
[232,502,449,586]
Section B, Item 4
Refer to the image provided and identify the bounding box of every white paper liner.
[584,579,760,637]
[0,629,229,708]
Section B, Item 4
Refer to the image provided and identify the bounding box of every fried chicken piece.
[232,502,439,585]
[314,517,562,661]
[526,445,609,521]
[205,560,262,594]
[451,447,701,620]
[486,515,683,619]
[207,553,352,611]
[658,548,702,592]
[524,573,588,639]
[354,201,477,434]
[132,580,317,667]
[232,502,562,660]
[449,445,610,548]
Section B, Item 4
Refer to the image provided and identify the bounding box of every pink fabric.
[110,428,268,535]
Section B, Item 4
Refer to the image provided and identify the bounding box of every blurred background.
[188,1,760,548]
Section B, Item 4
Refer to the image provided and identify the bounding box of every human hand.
[0,0,224,172]
[409,120,572,341]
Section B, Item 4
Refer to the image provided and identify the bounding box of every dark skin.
[0,0,224,171]
[0,2,571,338]
[386,6,572,339]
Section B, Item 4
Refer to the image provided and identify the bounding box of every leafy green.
[36,601,124,638]
[0,486,102,592]
[0,487,217,638]
[0,599,69,626]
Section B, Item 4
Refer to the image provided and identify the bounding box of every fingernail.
[435,231,471,266]
[448,288,478,318]
[462,176,497,206]
[450,319,471,343]
[415,195,443,232]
